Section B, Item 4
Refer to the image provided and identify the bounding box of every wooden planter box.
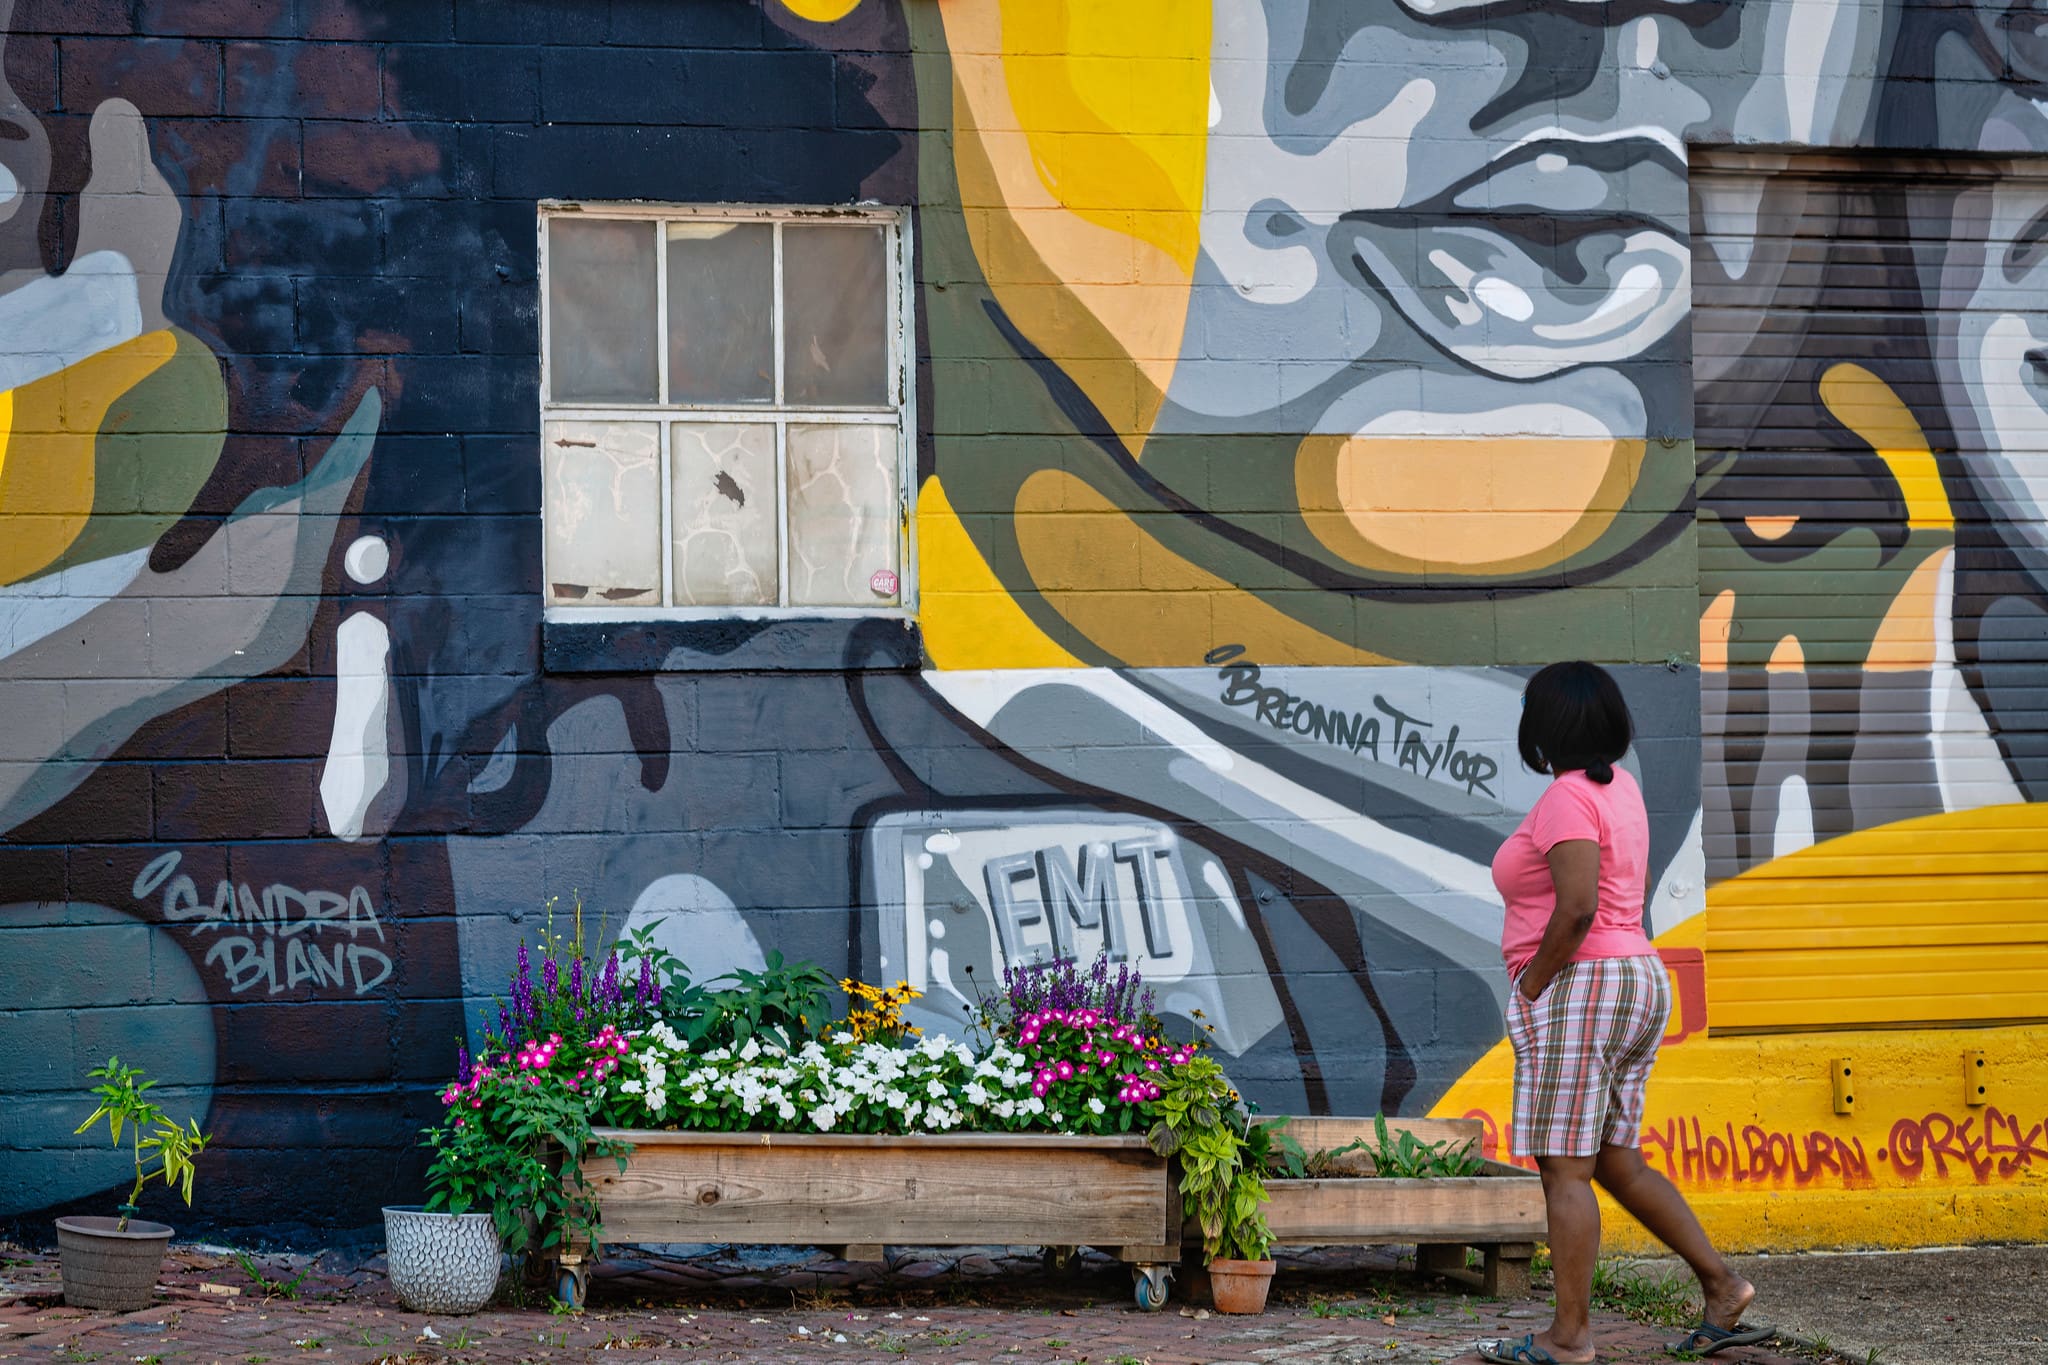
[1264,1117,1547,1295]
[559,1128,1180,1308]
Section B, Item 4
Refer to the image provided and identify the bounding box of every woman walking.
[1478,662,1767,1364]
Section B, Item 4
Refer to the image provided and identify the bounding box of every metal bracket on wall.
[1831,1057,1855,1116]
[1963,1050,1990,1107]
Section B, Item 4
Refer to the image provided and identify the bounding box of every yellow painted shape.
[1745,514,1798,541]
[1700,589,1734,673]
[1766,633,1804,673]
[0,387,11,488]
[991,0,1208,271]
[1819,363,1953,532]
[1433,886,2048,1251]
[1865,546,1948,671]
[1433,805,2048,1250]
[1705,801,2048,1033]
[1013,468,1396,666]
[941,0,1206,453]
[916,473,1083,670]
[1296,435,1645,575]
[0,331,179,586]
[775,0,861,20]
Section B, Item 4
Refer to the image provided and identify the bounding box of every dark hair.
[1517,661,1633,785]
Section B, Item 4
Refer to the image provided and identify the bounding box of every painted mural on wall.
[1,0,2043,1242]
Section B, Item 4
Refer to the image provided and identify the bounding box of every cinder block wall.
[2,0,2044,1247]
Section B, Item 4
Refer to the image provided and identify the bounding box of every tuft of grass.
[1588,1260,1697,1330]
[233,1251,311,1301]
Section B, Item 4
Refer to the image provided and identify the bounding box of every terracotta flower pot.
[1207,1257,1275,1314]
[56,1216,174,1312]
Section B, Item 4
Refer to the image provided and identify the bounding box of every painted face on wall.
[1920,4,2048,598]
[1165,0,1896,574]
[919,0,1892,666]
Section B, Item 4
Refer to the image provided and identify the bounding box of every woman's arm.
[1517,839,1600,1000]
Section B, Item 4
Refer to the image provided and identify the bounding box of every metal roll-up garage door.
[1691,152,2048,1033]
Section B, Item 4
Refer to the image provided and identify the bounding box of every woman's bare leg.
[1529,1153,1600,1363]
[1593,1143,1754,1328]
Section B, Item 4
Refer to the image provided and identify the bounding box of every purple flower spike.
[634,961,651,1008]
[601,952,621,1007]
[569,958,584,1001]
[543,958,559,997]
[456,1043,471,1085]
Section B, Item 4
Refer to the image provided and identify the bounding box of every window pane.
[667,222,775,405]
[787,423,899,606]
[548,219,658,402]
[544,420,661,607]
[783,224,889,406]
[671,422,778,606]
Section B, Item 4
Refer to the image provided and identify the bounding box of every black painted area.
[543,618,924,674]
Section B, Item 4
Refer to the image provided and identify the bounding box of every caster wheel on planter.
[557,1267,587,1310]
[1133,1266,1171,1311]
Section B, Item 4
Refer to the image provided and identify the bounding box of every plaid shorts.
[1506,954,1670,1158]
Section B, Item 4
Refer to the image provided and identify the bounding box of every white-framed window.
[538,202,914,619]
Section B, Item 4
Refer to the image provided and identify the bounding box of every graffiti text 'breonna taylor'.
[1208,646,1500,798]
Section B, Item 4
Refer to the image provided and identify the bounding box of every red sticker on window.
[869,569,899,597]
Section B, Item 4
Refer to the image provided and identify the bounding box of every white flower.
[963,1083,988,1106]
[620,1078,644,1095]
[1087,1098,1106,1115]
[926,1079,947,1100]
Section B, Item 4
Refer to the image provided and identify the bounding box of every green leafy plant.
[73,1057,210,1229]
[618,923,830,1052]
[422,1054,626,1256]
[1284,1115,1487,1179]
[686,950,833,1050]
[232,1251,310,1300]
[1144,1054,1273,1263]
[425,900,642,1255]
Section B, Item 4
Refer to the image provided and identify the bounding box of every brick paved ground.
[1,1241,1827,1365]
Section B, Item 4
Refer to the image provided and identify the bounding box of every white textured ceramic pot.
[382,1206,501,1314]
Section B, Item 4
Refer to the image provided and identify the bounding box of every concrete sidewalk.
[0,1239,1819,1365]
[1632,1244,2048,1365]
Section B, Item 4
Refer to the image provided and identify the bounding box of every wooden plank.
[585,1135,1172,1248]
[594,1128,1153,1151]
[1263,1176,1546,1245]
[1272,1116,1484,1157]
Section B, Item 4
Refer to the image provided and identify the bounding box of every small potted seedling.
[59,1057,210,1311]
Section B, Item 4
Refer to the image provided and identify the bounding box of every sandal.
[1478,1333,1588,1364]
[1667,1322,1775,1355]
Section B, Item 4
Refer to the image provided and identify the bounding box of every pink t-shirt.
[1492,767,1656,977]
